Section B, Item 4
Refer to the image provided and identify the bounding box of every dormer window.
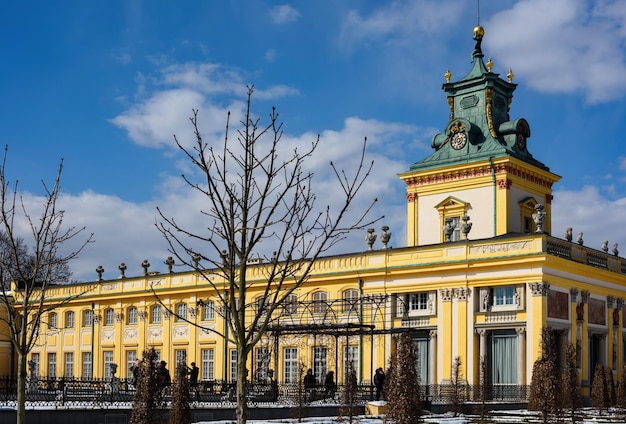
[435,197,470,242]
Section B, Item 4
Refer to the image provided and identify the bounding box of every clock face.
[450,132,467,150]
[516,133,526,150]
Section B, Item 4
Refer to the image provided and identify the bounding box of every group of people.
[303,369,336,400]
[130,359,200,389]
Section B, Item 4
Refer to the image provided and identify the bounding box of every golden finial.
[486,58,493,73]
[507,68,514,83]
[445,68,451,83]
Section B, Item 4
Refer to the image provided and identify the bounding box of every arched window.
[83,310,94,327]
[176,303,187,321]
[104,308,115,326]
[151,305,162,324]
[65,311,75,328]
[343,289,359,313]
[282,294,299,316]
[49,312,57,329]
[312,291,328,314]
[127,306,138,325]
[202,301,215,321]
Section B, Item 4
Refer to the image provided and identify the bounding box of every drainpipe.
[489,157,497,236]
[91,302,95,378]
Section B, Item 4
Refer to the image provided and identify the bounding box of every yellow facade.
[8,27,626,398]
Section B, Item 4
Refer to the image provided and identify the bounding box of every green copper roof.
[407,26,549,173]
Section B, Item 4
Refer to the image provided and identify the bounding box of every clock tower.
[399,26,561,246]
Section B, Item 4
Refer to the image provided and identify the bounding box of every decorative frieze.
[401,318,430,328]
[529,282,550,296]
[485,312,517,323]
[470,241,530,254]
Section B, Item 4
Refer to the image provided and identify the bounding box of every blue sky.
[2,0,626,281]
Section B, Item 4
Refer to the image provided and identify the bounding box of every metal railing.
[0,377,528,408]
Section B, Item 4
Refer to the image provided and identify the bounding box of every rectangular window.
[451,216,461,241]
[175,349,187,367]
[229,349,238,382]
[284,347,298,384]
[30,353,40,377]
[255,348,270,382]
[64,352,74,378]
[103,351,114,379]
[494,287,515,306]
[343,289,359,313]
[203,301,215,321]
[126,351,137,378]
[343,345,359,383]
[410,293,429,311]
[313,346,327,384]
[415,336,430,385]
[82,352,92,378]
[47,353,56,378]
[490,330,518,385]
[312,292,328,314]
[201,348,214,380]
[49,313,57,329]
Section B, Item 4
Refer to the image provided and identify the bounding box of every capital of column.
[475,328,488,337]
[440,288,453,302]
[581,290,590,304]
[618,298,624,310]
[607,295,616,310]
[528,282,550,296]
[570,288,579,302]
[454,287,469,301]
[429,330,437,339]
[516,327,526,335]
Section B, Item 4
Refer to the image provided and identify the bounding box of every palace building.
[4,27,626,397]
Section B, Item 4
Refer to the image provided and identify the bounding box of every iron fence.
[0,377,528,408]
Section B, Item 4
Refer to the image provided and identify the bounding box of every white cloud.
[552,185,626,251]
[337,0,464,49]
[485,0,626,103]
[269,5,301,24]
[110,62,298,149]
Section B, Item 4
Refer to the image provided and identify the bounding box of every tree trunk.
[16,351,27,424]
[235,348,249,424]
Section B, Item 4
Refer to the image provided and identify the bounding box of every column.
[516,327,526,384]
[454,287,469,374]
[580,290,590,382]
[439,288,453,380]
[429,330,437,385]
[607,296,616,371]
[617,298,624,380]
[476,328,488,386]
[528,282,550,364]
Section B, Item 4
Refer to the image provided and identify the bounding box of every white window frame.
[406,291,435,317]
[82,352,92,378]
[65,311,74,328]
[48,353,56,378]
[49,312,57,329]
[229,349,238,382]
[176,303,187,321]
[126,351,137,378]
[202,348,215,380]
[312,291,328,314]
[64,352,74,378]
[284,347,298,384]
[104,308,115,326]
[83,310,93,327]
[127,306,138,325]
[151,305,162,324]
[313,346,328,384]
[343,289,359,313]
[203,301,215,321]
[103,351,114,379]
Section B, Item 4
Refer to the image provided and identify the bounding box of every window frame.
[127,306,138,325]
[65,311,74,329]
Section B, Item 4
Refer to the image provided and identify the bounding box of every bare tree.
[156,86,378,423]
[384,333,422,424]
[0,147,93,424]
[562,342,582,421]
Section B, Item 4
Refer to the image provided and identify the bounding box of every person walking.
[374,367,385,401]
